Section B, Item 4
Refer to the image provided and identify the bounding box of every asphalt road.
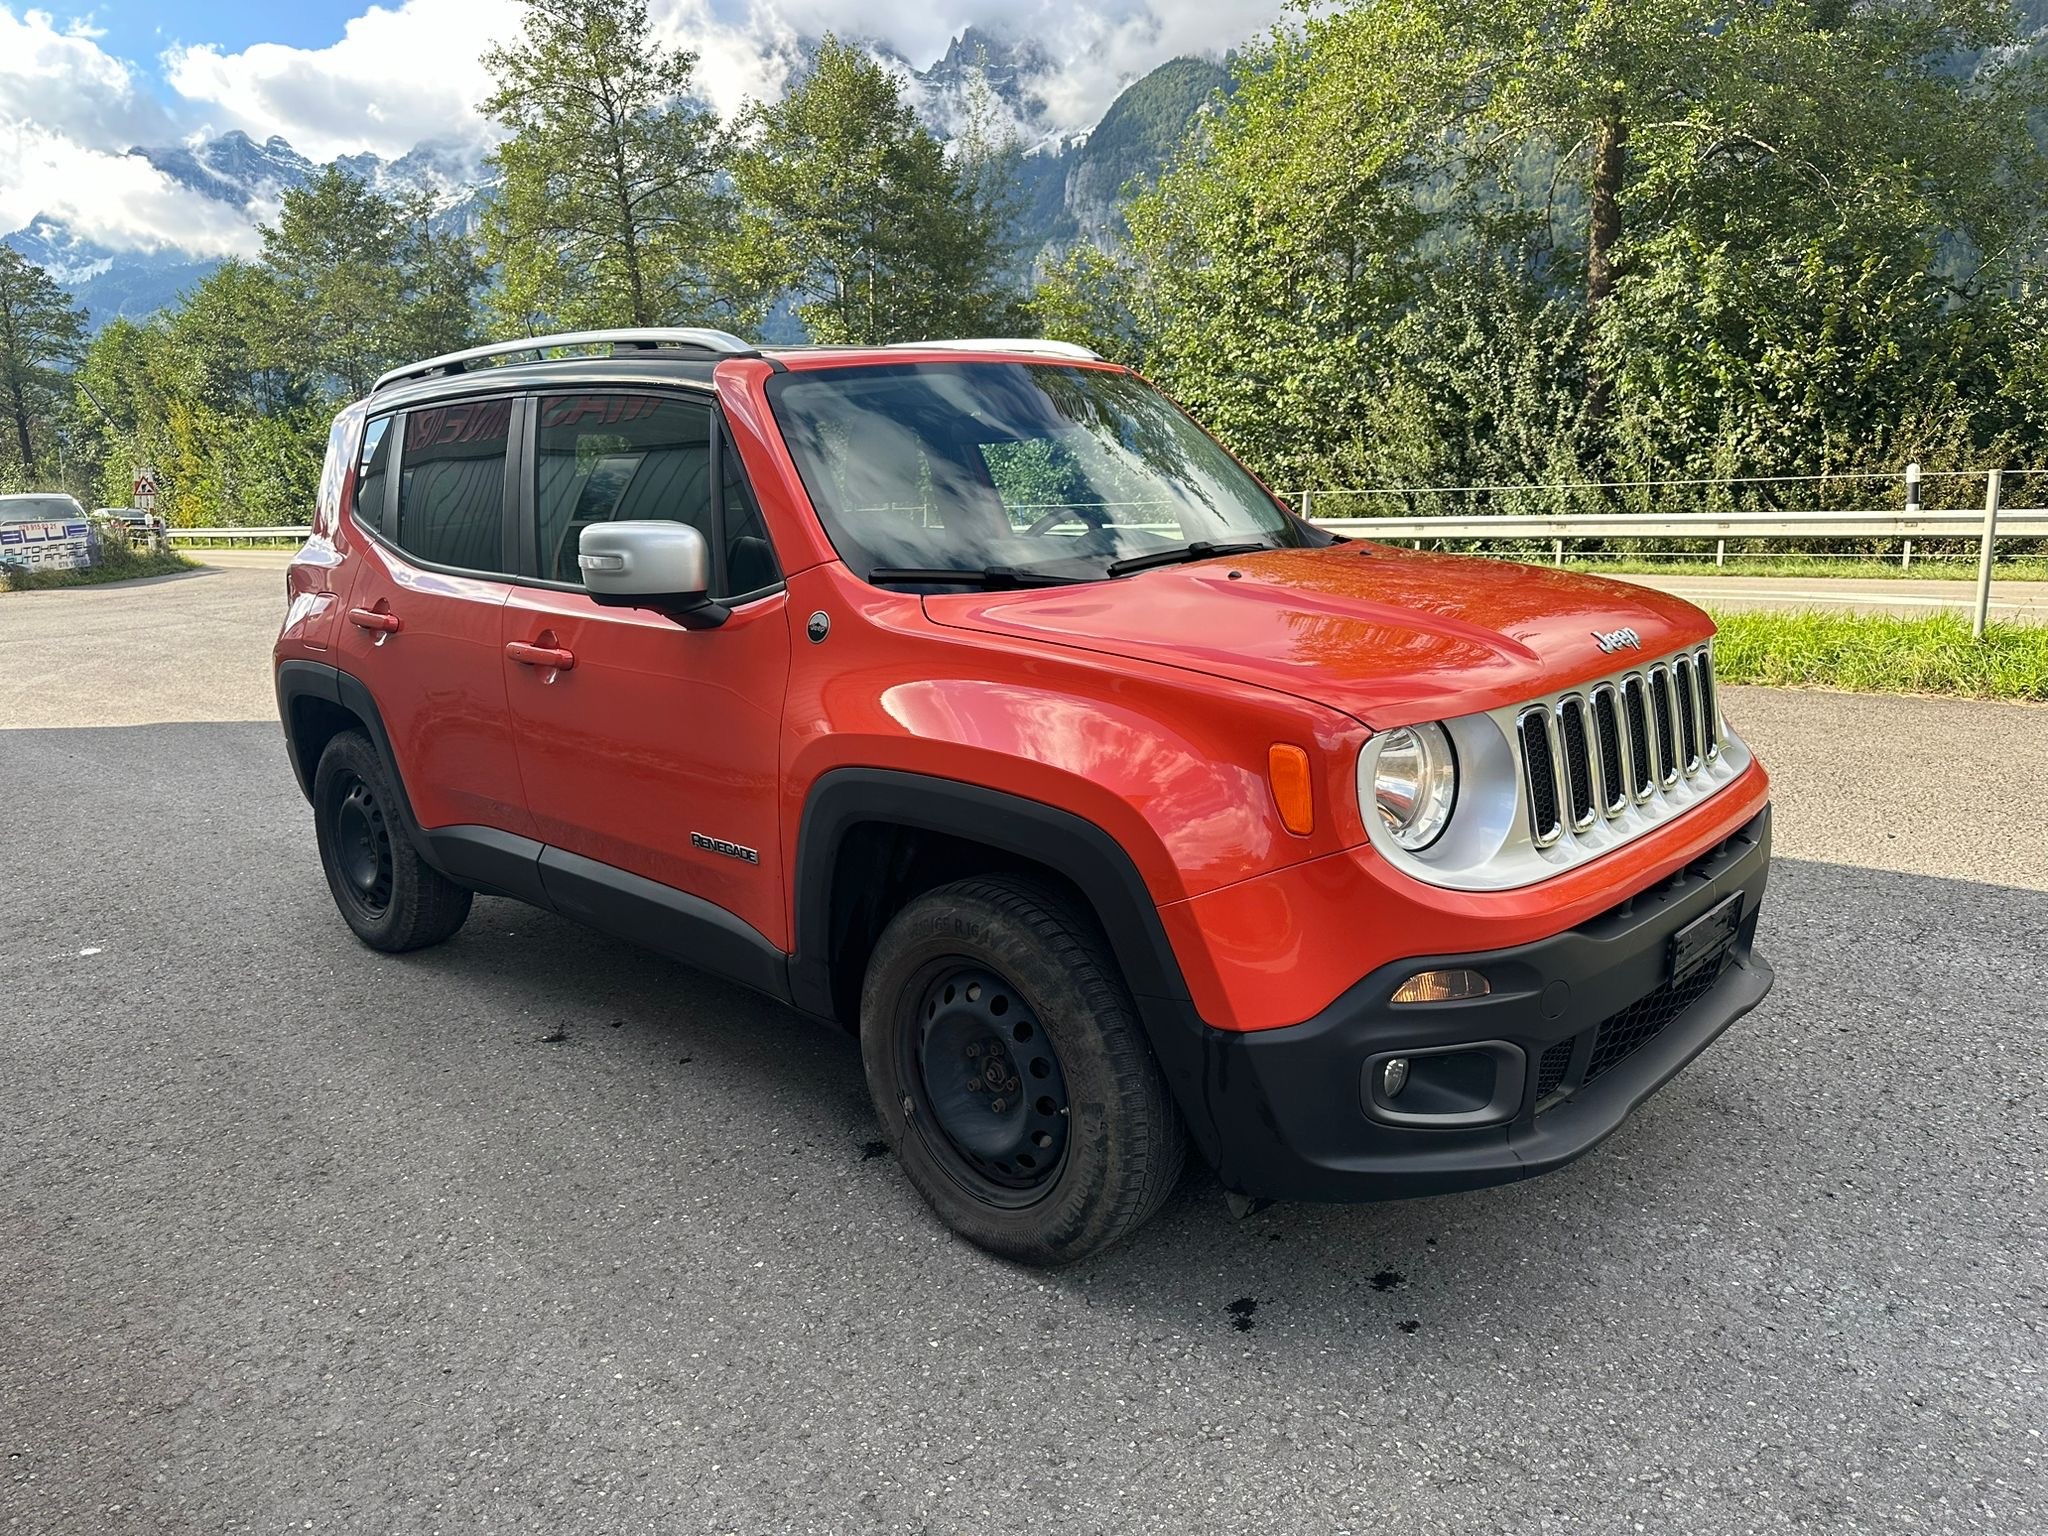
[1608,572,2048,623]
[4,564,2045,1533]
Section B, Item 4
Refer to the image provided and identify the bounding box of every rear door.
[500,387,792,948]
[334,394,535,837]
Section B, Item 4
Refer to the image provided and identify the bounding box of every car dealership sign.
[0,519,100,572]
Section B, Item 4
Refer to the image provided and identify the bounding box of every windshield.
[0,494,85,524]
[767,363,1327,582]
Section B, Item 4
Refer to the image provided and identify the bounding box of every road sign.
[132,471,158,513]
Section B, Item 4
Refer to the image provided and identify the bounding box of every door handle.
[348,607,400,633]
[506,640,576,671]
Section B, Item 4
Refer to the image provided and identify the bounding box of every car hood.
[922,543,1717,728]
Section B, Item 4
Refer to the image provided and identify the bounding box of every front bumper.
[1154,807,1773,1203]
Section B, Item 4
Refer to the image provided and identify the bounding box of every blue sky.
[1,0,1285,256]
[71,2,367,64]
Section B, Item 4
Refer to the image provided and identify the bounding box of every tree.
[727,36,1021,344]
[0,247,87,485]
[261,169,408,396]
[480,0,729,330]
[391,191,486,362]
[1080,0,2048,497]
[259,169,481,397]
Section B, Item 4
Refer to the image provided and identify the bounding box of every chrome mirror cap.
[578,521,726,628]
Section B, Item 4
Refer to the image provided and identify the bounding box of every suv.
[274,329,1773,1264]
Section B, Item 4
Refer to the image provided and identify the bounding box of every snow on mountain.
[6,34,1226,331]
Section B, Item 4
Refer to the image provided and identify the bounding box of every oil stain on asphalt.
[1226,1297,1258,1332]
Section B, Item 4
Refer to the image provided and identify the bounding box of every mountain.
[133,129,314,207]
[5,37,1229,332]
[1015,55,1233,264]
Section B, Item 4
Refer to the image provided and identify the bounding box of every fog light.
[1381,1057,1410,1099]
[1390,968,1491,1005]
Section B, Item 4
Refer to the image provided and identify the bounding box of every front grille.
[1583,955,1727,1083]
[1533,1038,1575,1100]
[1514,643,1726,864]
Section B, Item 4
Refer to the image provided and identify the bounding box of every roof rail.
[887,338,1104,362]
[371,327,758,393]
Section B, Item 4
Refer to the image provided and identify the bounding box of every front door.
[500,389,791,948]
[335,399,534,838]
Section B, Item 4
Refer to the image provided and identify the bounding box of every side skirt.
[418,825,793,1007]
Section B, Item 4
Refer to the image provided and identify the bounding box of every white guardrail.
[168,526,312,543]
[170,487,2042,636]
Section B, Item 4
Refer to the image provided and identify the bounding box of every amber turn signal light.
[1390,968,1491,1005]
[1267,744,1314,835]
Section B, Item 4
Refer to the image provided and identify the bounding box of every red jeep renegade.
[274,329,1773,1264]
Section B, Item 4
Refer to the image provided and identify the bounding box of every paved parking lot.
[4,564,2045,1533]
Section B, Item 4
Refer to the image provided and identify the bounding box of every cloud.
[0,121,265,257]
[157,1,1284,161]
[0,6,179,145]
[0,8,259,255]
[163,0,524,162]
[0,0,1284,262]
[734,0,1283,133]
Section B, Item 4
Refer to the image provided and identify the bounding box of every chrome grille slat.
[1695,647,1719,760]
[1556,696,1596,830]
[1648,665,1680,786]
[1519,707,1563,846]
[1621,674,1654,799]
[1589,683,1627,817]
[1673,655,1702,773]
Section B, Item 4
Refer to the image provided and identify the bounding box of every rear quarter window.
[315,406,365,538]
[394,399,512,571]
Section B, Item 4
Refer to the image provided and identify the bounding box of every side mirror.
[578,521,728,629]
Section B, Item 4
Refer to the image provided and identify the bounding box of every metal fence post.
[1973,468,2001,640]
[1299,489,1311,519]
[1715,539,1726,567]
[1552,538,1563,566]
[1902,462,1919,569]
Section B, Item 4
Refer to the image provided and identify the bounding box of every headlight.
[1372,723,1457,850]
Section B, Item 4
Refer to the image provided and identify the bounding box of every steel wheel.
[904,961,1070,1206]
[330,773,394,920]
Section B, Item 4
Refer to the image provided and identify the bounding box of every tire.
[860,875,1185,1265]
[311,729,472,952]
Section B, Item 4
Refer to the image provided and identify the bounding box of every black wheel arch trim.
[790,768,1232,1166]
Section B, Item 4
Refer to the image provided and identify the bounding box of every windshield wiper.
[1105,540,1274,578]
[869,566,1089,590]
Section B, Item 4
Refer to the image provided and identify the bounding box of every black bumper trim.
[1146,806,1774,1202]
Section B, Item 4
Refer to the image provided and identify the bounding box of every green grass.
[1710,610,2048,701]
[0,548,198,592]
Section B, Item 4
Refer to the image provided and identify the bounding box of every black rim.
[330,772,394,919]
[903,961,1070,1206]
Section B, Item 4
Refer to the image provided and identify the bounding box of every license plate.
[1670,892,1742,983]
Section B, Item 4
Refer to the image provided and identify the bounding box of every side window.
[722,441,780,596]
[354,416,393,531]
[393,399,512,571]
[534,392,715,587]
